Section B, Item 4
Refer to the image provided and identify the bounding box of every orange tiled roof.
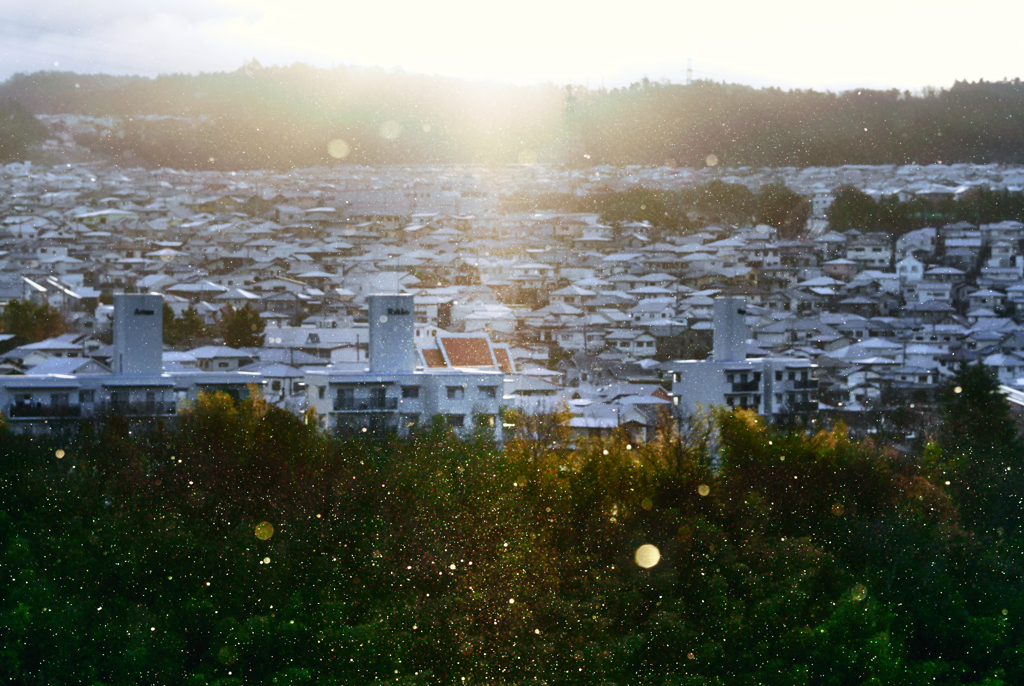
[493,347,514,374]
[440,337,494,368]
[421,348,447,368]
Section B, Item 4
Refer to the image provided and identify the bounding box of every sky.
[3,0,1023,92]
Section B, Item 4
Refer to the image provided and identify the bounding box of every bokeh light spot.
[255,521,274,540]
[327,139,350,159]
[706,154,719,167]
[954,386,963,394]
[55,449,65,459]
[851,583,867,601]
[379,121,402,140]
[697,484,710,497]
[635,544,661,568]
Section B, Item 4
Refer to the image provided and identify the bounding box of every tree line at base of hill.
[1,365,1023,685]
[6,67,1024,168]
[512,181,1024,239]
[505,182,812,237]
[828,185,1024,234]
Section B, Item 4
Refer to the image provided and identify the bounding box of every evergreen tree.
[827,186,878,230]
[1,299,65,344]
[164,303,206,348]
[755,183,811,239]
[935,364,1023,529]
[217,303,265,348]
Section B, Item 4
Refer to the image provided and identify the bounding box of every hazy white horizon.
[3,0,1022,93]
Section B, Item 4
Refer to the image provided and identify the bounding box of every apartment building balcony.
[102,401,178,416]
[729,380,761,393]
[8,403,82,419]
[7,400,177,420]
[333,397,399,412]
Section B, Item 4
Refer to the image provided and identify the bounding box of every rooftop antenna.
[687,58,693,85]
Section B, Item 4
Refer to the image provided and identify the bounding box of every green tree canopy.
[755,183,811,239]
[1,299,65,345]
[827,185,879,230]
[164,304,207,348]
[217,303,265,348]
[934,363,1023,529]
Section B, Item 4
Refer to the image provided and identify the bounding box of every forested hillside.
[3,65,1024,169]
[2,366,1023,684]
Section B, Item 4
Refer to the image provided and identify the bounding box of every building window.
[443,414,465,428]
[79,390,94,403]
[271,380,281,392]
[401,385,420,398]
[318,386,325,400]
[478,386,497,399]
[218,361,229,368]
[447,386,464,400]
[775,371,783,382]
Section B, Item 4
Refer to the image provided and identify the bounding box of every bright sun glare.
[3,0,1023,90]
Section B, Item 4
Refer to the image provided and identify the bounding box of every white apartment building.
[0,294,260,434]
[667,297,818,419]
[304,293,504,438]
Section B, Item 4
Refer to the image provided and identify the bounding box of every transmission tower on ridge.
[686,58,693,85]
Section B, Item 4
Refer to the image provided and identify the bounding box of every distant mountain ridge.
[3,65,1024,169]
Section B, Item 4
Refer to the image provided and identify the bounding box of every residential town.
[4,156,1024,441]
